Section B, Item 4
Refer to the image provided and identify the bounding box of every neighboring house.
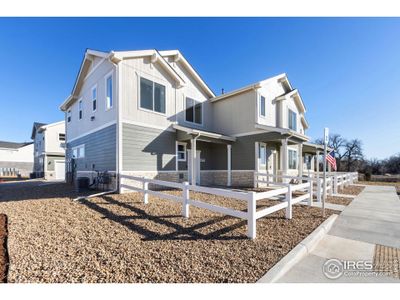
[0,141,34,177]
[60,49,322,192]
[31,121,66,180]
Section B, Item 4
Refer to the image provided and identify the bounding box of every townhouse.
[60,49,322,192]
[31,121,66,179]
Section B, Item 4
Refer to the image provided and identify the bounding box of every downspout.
[190,133,201,185]
[108,52,122,193]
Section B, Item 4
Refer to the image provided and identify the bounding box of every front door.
[258,143,276,178]
[187,150,201,185]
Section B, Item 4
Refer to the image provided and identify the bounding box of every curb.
[257,214,338,283]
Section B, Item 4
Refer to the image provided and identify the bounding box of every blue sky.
[0,17,399,159]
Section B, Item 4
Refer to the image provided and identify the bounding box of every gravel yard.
[326,195,353,206]
[338,185,365,195]
[0,182,337,283]
[0,214,7,283]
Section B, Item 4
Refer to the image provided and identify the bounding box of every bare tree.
[343,139,364,171]
[314,133,346,170]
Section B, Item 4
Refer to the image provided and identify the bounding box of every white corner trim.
[67,121,117,143]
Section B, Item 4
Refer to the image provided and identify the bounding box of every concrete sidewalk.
[272,185,400,283]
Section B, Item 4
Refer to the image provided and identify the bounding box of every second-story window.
[92,86,97,111]
[288,109,297,131]
[79,100,83,120]
[185,97,202,125]
[140,77,166,114]
[67,110,71,122]
[260,95,266,117]
[106,75,113,109]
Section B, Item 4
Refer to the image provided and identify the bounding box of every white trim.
[138,75,167,116]
[121,119,175,132]
[105,70,114,111]
[176,141,187,162]
[78,98,83,120]
[288,148,298,170]
[259,142,267,166]
[173,124,236,142]
[91,84,97,112]
[183,95,204,126]
[67,121,117,143]
[72,144,85,159]
[259,94,266,118]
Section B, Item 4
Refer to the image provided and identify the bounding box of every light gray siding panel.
[122,123,176,171]
[67,124,116,171]
[231,135,256,170]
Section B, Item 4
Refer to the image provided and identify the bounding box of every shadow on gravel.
[0,182,96,203]
[79,195,247,241]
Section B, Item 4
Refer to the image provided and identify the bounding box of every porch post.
[298,143,303,178]
[191,138,197,185]
[280,138,288,182]
[310,154,315,172]
[227,144,232,187]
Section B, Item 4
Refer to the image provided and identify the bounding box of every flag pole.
[322,128,329,218]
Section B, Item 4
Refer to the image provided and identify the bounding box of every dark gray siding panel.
[67,124,116,171]
[231,135,256,170]
[122,123,176,171]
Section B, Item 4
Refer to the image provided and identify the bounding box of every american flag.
[326,150,337,171]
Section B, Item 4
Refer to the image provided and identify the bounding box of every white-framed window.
[78,99,83,120]
[288,109,297,131]
[259,143,267,166]
[185,97,202,125]
[259,95,266,117]
[92,85,97,111]
[139,77,166,114]
[288,149,297,169]
[67,110,71,122]
[58,133,65,141]
[176,142,186,161]
[72,144,85,159]
[106,74,113,109]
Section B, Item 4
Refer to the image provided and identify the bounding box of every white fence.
[120,174,313,239]
[254,171,358,202]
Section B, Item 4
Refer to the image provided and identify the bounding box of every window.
[288,149,297,169]
[67,110,71,122]
[288,109,297,131]
[106,75,113,109]
[260,95,266,117]
[59,133,65,141]
[140,77,166,114]
[79,100,83,120]
[72,145,85,159]
[92,86,97,111]
[176,143,186,161]
[185,97,202,124]
[259,143,266,166]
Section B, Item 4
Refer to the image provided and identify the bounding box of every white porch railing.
[120,174,313,239]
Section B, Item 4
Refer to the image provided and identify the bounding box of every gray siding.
[122,123,176,171]
[67,124,116,171]
[231,135,256,170]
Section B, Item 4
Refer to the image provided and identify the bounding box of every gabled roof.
[60,49,187,111]
[275,89,306,114]
[31,121,64,140]
[210,73,290,102]
[159,50,216,98]
[0,141,33,149]
[31,122,47,140]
